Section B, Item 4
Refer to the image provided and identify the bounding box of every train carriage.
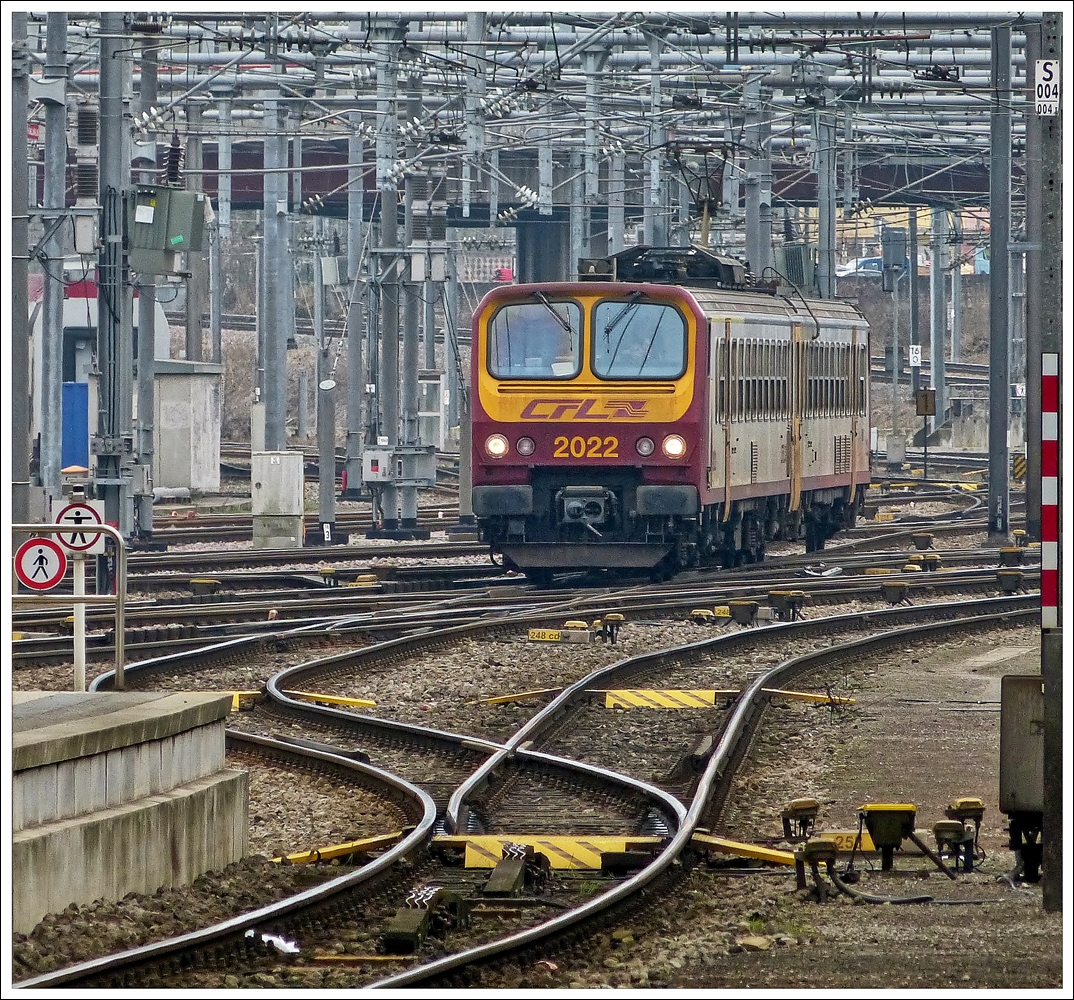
[471,246,871,583]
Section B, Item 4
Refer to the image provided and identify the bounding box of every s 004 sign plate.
[1036,59,1060,116]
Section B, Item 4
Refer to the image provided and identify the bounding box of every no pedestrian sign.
[15,537,68,591]
[56,501,106,553]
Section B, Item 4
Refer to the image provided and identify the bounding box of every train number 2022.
[553,435,619,458]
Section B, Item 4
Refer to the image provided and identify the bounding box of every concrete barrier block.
[13,771,247,934]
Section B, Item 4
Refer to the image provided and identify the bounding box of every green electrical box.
[127,185,206,274]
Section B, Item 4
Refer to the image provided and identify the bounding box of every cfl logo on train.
[519,398,649,420]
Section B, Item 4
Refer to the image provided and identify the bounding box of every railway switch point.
[690,608,715,624]
[728,600,759,627]
[189,577,221,597]
[879,581,912,605]
[996,570,1025,593]
[911,533,935,551]
[781,798,822,840]
[859,803,917,872]
[998,546,1025,567]
[484,844,551,897]
[319,567,337,586]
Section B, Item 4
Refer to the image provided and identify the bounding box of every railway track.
[12,534,1037,665]
[15,592,1036,988]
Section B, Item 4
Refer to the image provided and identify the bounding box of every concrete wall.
[154,361,223,491]
[14,723,226,832]
[13,770,248,933]
[12,693,247,935]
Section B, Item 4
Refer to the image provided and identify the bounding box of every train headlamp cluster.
[486,433,687,460]
[661,434,687,459]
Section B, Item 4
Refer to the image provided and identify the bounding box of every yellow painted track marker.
[227,690,262,711]
[273,831,403,864]
[604,689,723,709]
[468,687,563,705]
[478,688,854,710]
[692,833,796,866]
[283,690,377,708]
[761,688,854,705]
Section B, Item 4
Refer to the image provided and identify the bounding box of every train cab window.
[487,298,582,379]
[592,300,686,379]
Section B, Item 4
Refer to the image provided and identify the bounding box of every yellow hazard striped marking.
[604,689,726,709]
[283,690,377,708]
[433,835,663,870]
[691,834,795,866]
[274,831,403,865]
[599,689,853,709]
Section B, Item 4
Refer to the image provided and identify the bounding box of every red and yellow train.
[470,246,871,583]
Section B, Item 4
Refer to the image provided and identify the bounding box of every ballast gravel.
[10,610,1060,989]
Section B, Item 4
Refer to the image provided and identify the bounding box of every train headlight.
[635,437,655,457]
[661,434,687,459]
[484,434,509,459]
[516,436,535,457]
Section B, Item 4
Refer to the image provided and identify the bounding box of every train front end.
[471,282,707,583]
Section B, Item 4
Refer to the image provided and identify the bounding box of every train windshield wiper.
[532,291,575,345]
[602,290,644,343]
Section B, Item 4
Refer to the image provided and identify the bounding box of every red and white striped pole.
[1041,352,1059,629]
